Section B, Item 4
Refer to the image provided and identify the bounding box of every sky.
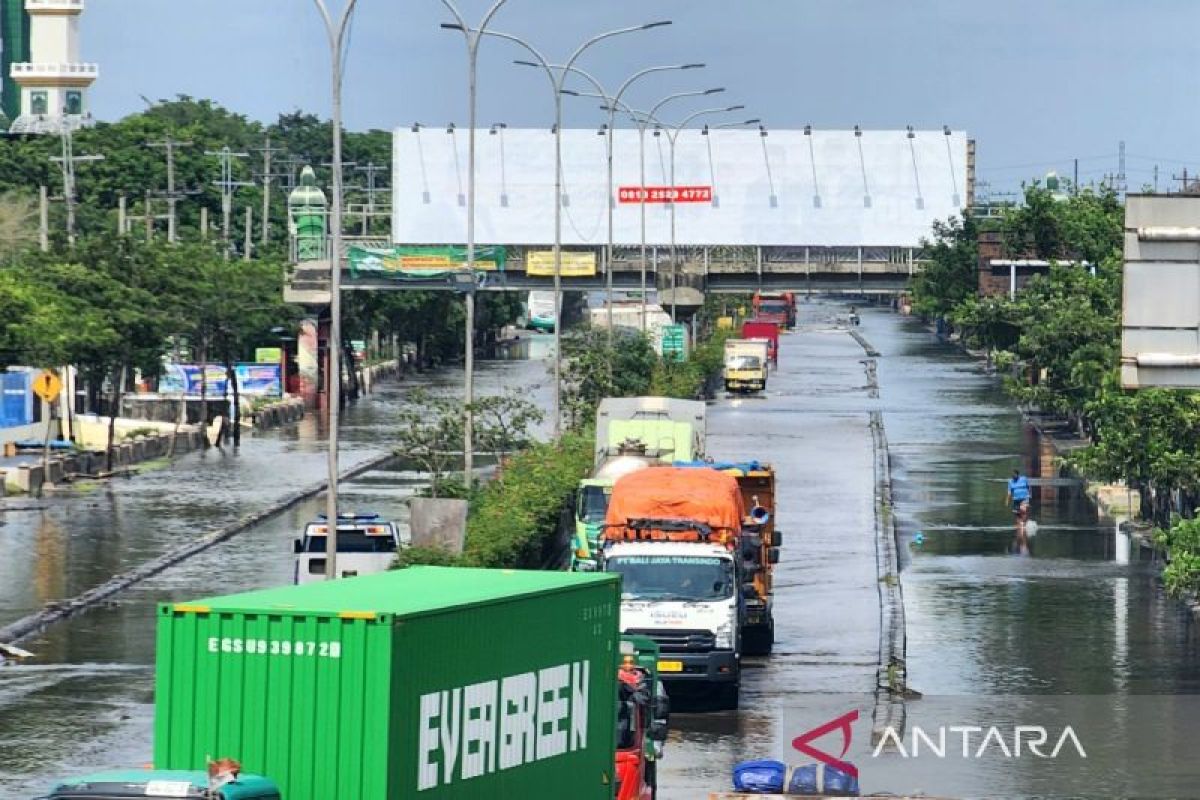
[81,0,1200,196]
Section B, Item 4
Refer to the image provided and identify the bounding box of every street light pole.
[662,104,744,322]
[587,87,726,331]
[597,64,703,346]
[440,0,510,490]
[313,0,357,581]
[489,21,672,433]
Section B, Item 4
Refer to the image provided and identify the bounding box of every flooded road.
[0,352,552,797]
[659,302,1200,799]
[5,308,1200,798]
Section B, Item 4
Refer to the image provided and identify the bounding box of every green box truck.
[154,567,620,800]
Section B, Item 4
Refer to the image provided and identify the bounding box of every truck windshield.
[608,555,734,601]
[301,531,397,553]
[578,485,610,524]
[761,302,787,312]
[728,356,762,370]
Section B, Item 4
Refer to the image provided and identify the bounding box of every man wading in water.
[1006,469,1032,553]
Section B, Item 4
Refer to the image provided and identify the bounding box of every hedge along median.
[397,431,594,569]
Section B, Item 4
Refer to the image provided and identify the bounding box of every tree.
[393,388,465,498]
[910,214,981,319]
[560,327,656,429]
[472,391,544,457]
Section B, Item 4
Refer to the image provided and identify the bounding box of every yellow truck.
[724,338,770,393]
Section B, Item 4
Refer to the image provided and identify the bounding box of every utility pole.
[1154,164,1160,193]
[243,205,253,261]
[252,135,285,246]
[49,119,104,247]
[278,156,305,193]
[148,134,194,243]
[205,146,253,258]
[1173,169,1191,194]
[1117,140,1127,199]
[353,162,389,235]
[1073,158,1079,195]
[38,185,48,252]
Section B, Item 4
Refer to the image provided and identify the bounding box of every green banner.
[348,245,506,279]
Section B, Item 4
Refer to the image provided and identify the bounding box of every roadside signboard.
[255,347,283,363]
[618,185,712,204]
[525,250,597,277]
[660,324,687,362]
[348,245,505,277]
[160,364,282,397]
[32,370,61,403]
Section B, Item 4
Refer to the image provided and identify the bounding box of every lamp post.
[312,0,358,581]
[439,0,510,490]
[582,87,727,331]
[656,105,745,322]
[483,21,672,435]
[570,65,705,345]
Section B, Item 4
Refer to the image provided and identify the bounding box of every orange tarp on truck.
[605,466,745,535]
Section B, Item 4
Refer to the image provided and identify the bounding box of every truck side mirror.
[771,530,783,547]
[293,539,304,554]
[768,547,780,565]
[652,694,670,721]
[648,720,669,742]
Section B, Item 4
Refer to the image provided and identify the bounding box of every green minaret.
[0,0,30,124]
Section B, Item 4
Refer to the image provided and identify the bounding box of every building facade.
[5,0,96,134]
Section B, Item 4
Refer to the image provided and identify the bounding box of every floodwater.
[4,307,1200,798]
[659,302,1200,799]
[0,352,553,797]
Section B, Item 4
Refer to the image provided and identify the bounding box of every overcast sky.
[84,0,1200,195]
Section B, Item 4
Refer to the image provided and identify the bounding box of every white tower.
[8,0,97,134]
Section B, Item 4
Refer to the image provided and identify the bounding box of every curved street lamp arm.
[313,0,358,50]
[613,63,704,107]
[649,88,724,122]
[563,21,671,76]
[670,105,746,140]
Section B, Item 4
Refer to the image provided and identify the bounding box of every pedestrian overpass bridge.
[286,127,970,303]
[284,239,921,304]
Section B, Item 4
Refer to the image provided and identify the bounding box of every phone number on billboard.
[618,186,712,203]
[207,637,343,658]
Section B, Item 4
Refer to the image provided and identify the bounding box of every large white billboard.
[392,127,968,248]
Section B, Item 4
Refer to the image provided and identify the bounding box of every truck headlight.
[714,621,734,649]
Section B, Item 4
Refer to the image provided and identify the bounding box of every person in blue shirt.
[1006,469,1031,518]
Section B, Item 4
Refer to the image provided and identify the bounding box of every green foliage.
[560,327,656,429]
[910,215,981,318]
[393,544,466,570]
[1155,515,1200,597]
[460,431,594,568]
[392,388,545,497]
[649,327,732,399]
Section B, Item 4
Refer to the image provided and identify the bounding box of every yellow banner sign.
[525,251,597,277]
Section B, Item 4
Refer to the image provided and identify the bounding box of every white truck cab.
[293,513,403,584]
[603,539,742,708]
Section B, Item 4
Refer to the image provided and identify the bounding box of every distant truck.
[573,397,707,571]
[724,339,770,393]
[741,320,780,364]
[525,290,558,332]
[38,770,281,799]
[752,291,796,329]
[601,467,749,709]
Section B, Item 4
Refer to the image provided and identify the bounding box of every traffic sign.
[661,324,687,363]
[32,370,61,403]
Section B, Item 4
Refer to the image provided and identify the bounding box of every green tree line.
[911,185,1200,532]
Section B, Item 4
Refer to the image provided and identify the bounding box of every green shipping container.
[154,567,620,800]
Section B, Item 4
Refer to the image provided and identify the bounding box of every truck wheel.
[716,682,740,711]
[743,623,774,656]
[724,381,733,393]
